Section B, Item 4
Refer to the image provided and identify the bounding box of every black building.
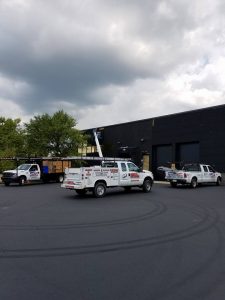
[85,104,225,173]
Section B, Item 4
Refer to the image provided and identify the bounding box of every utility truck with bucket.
[61,157,154,197]
[61,128,154,197]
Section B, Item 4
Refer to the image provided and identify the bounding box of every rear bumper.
[61,181,84,190]
[168,179,187,184]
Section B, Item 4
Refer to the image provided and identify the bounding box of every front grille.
[2,172,15,178]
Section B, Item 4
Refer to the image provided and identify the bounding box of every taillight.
[184,173,187,178]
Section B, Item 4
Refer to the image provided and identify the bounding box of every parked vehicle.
[156,166,173,180]
[1,158,71,186]
[165,163,222,188]
[61,160,154,197]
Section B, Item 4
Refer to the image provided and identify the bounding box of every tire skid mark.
[145,224,224,300]
[0,205,219,259]
[0,201,166,231]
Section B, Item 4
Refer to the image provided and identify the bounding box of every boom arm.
[93,129,103,158]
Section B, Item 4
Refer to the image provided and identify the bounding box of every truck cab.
[101,161,148,187]
[2,164,41,186]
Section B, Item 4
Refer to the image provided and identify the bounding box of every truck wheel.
[93,182,106,198]
[143,179,152,193]
[75,189,87,195]
[170,182,177,188]
[58,175,64,183]
[216,177,221,186]
[19,176,26,186]
[190,177,197,188]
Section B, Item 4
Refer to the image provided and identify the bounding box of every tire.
[4,182,10,186]
[170,182,177,188]
[216,177,221,186]
[75,189,87,195]
[58,175,64,183]
[93,182,106,198]
[142,179,152,193]
[190,177,197,188]
[19,176,26,186]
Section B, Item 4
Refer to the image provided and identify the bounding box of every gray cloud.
[0,0,225,126]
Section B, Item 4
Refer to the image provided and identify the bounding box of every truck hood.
[143,169,153,174]
[3,169,17,174]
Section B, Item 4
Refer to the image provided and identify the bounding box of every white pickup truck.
[165,163,222,188]
[61,161,154,197]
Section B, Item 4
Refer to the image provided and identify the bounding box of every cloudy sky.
[0,0,225,129]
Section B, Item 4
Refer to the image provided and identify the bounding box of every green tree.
[25,110,86,156]
[0,117,25,172]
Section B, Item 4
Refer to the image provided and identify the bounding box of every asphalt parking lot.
[1,182,225,300]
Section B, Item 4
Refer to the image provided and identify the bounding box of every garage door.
[176,142,199,163]
[152,144,172,168]
[152,145,173,179]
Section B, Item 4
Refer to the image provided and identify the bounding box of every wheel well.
[20,175,27,180]
[217,176,222,182]
[144,176,153,182]
[191,176,197,181]
[95,180,107,187]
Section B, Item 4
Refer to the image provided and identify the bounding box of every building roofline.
[83,103,225,130]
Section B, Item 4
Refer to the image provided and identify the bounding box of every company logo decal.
[30,171,39,177]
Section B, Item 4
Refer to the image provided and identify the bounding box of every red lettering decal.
[110,169,118,173]
[130,172,139,178]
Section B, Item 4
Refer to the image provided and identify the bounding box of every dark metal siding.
[103,120,153,165]
[150,105,225,172]
[86,105,225,172]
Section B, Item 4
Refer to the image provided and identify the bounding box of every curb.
[154,181,169,185]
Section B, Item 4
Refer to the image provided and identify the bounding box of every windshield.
[127,162,140,172]
[17,164,32,171]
